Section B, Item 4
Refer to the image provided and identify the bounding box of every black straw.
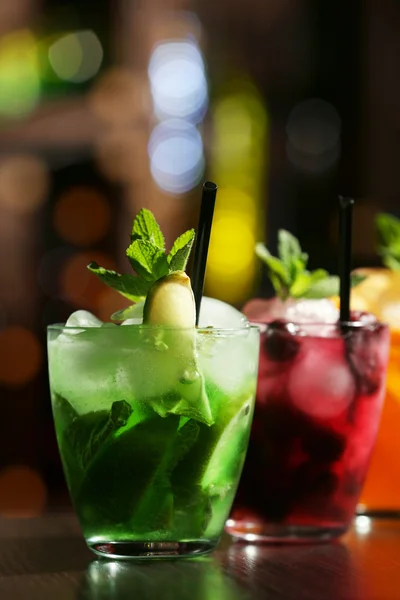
[192,182,218,326]
[338,196,354,323]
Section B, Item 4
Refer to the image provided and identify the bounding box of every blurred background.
[0,0,398,515]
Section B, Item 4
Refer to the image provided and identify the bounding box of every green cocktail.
[48,205,259,558]
[48,321,259,558]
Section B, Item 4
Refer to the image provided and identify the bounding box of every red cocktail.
[227,308,389,542]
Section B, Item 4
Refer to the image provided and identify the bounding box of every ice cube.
[49,297,252,415]
[55,311,103,345]
[354,312,377,324]
[48,331,127,413]
[197,327,259,395]
[285,299,339,324]
[288,336,355,419]
[121,318,143,326]
[198,297,248,329]
[115,329,203,408]
[64,310,103,333]
[49,327,185,414]
[343,392,384,480]
[115,297,249,328]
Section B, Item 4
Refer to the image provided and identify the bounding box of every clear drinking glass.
[227,318,390,542]
[48,322,259,559]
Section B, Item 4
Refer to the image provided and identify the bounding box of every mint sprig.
[131,208,165,249]
[87,263,151,302]
[88,209,195,314]
[126,239,169,282]
[168,229,195,272]
[376,213,400,270]
[256,229,363,300]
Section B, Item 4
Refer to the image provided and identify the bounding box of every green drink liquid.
[48,324,258,558]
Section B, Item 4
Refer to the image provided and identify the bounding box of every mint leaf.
[126,239,169,282]
[70,400,132,472]
[127,416,200,532]
[376,213,400,271]
[278,230,308,267]
[256,230,369,301]
[131,208,165,249]
[88,208,197,319]
[77,414,200,533]
[53,394,77,428]
[146,376,214,426]
[77,415,180,528]
[168,229,195,272]
[171,419,200,470]
[289,269,328,298]
[255,242,290,299]
[301,273,366,299]
[383,255,400,270]
[60,400,133,495]
[350,273,367,288]
[303,276,340,299]
[87,262,150,302]
[376,213,400,250]
[278,230,309,285]
[110,303,144,323]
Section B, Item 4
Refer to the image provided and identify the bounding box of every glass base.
[225,519,347,544]
[88,540,217,559]
[356,506,400,519]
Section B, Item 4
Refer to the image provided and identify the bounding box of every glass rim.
[251,319,388,332]
[47,323,260,336]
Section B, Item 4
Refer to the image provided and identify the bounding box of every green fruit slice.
[141,271,213,426]
[143,271,195,328]
[201,400,252,492]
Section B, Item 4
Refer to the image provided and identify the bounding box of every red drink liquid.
[227,317,390,542]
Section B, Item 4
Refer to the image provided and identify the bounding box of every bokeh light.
[60,251,116,309]
[53,186,111,246]
[0,466,47,517]
[48,30,103,83]
[206,191,257,304]
[148,40,208,122]
[286,98,341,173]
[148,119,204,194]
[205,80,268,305]
[0,327,42,387]
[88,68,150,125]
[0,155,49,213]
[213,96,262,165]
[208,212,256,276]
[0,29,40,118]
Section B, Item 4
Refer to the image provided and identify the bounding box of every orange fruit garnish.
[333,268,400,331]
